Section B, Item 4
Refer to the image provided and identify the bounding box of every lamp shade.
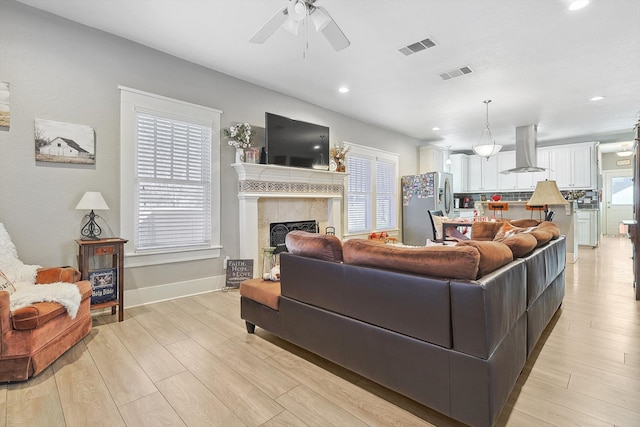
[527,180,569,206]
[75,192,110,210]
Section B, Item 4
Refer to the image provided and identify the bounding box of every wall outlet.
[223,256,230,269]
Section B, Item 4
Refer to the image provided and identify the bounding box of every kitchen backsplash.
[454,189,600,209]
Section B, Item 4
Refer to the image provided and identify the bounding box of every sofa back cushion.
[537,221,561,239]
[343,239,480,280]
[471,221,504,241]
[455,240,514,278]
[496,233,538,258]
[285,231,343,262]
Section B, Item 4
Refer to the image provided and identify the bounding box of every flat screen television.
[265,112,329,170]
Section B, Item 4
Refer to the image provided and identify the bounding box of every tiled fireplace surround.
[233,163,345,276]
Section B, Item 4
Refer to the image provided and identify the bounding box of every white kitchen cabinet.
[467,154,498,192]
[449,153,468,193]
[467,155,483,191]
[576,210,598,247]
[515,148,551,190]
[497,151,517,190]
[419,146,446,173]
[549,142,596,189]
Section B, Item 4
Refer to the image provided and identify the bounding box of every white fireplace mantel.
[233,163,346,274]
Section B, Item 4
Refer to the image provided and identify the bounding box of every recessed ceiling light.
[590,96,605,101]
[432,127,440,131]
[569,0,589,11]
[338,86,349,94]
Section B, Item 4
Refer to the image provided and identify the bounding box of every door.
[604,169,633,235]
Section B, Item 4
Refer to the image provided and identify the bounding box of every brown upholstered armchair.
[0,266,92,382]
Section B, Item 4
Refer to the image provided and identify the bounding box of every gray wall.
[602,152,634,171]
[0,1,420,295]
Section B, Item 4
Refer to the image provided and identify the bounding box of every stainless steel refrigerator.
[401,172,453,245]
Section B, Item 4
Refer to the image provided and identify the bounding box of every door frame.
[603,168,633,235]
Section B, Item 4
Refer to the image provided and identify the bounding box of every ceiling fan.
[250,0,350,52]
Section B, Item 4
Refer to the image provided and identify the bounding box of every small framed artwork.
[35,118,95,164]
[224,259,254,290]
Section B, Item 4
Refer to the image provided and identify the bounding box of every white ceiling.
[16,0,640,153]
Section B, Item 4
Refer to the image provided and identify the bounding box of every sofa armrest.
[0,291,11,334]
[36,267,81,284]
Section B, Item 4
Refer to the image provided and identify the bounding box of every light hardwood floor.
[1,236,639,426]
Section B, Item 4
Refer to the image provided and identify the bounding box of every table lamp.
[75,191,110,240]
[527,180,568,221]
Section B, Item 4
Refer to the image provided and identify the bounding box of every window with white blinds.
[346,144,398,234]
[135,113,211,251]
[120,87,221,267]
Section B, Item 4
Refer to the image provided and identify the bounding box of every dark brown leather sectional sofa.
[241,231,565,427]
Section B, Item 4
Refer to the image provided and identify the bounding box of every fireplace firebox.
[270,220,318,254]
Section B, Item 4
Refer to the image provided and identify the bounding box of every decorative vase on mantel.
[235,147,245,163]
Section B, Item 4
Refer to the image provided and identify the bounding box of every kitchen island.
[478,200,578,263]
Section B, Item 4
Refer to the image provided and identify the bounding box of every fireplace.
[233,163,345,277]
[270,220,318,254]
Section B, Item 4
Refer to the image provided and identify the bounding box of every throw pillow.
[0,270,16,294]
[456,240,513,278]
[510,219,541,228]
[494,222,528,240]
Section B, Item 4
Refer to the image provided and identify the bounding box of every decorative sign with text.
[225,259,254,289]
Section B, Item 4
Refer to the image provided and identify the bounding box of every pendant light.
[473,100,502,159]
[445,146,452,165]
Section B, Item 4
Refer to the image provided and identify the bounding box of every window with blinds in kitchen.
[346,143,398,234]
[120,87,222,267]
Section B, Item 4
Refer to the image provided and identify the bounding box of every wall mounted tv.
[265,112,329,170]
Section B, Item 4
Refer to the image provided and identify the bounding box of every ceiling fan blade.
[316,7,350,51]
[249,6,288,44]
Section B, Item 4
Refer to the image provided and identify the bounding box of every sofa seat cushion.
[343,239,480,280]
[455,240,514,278]
[285,231,343,262]
[240,278,281,310]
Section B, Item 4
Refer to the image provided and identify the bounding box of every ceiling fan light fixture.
[473,100,502,159]
[310,7,331,31]
[282,18,301,35]
[287,0,307,21]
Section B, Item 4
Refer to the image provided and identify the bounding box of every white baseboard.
[124,274,227,308]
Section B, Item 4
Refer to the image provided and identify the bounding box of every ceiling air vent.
[439,66,473,80]
[398,38,437,56]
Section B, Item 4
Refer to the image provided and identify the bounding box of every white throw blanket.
[0,222,81,319]
[11,281,81,319]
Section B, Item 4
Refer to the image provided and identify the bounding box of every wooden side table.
[76,238,127,321]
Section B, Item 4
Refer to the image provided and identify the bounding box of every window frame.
[344,142,399,236]
[120,86,222,267]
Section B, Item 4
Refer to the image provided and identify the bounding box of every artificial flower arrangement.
[329,144,350,170]
[223,122,255,149]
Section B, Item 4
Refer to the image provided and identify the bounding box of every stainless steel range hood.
[500,124,545,174]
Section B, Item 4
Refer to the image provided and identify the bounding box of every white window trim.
[343,141,400,238]
[120,86,222,267]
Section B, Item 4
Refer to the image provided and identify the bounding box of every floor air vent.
[439,66,473,80]
[398,38,437,56]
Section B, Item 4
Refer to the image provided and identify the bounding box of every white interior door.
[604,169,634,235]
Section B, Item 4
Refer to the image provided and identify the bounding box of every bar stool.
[488,202,508,220]
[526,204,545,221]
